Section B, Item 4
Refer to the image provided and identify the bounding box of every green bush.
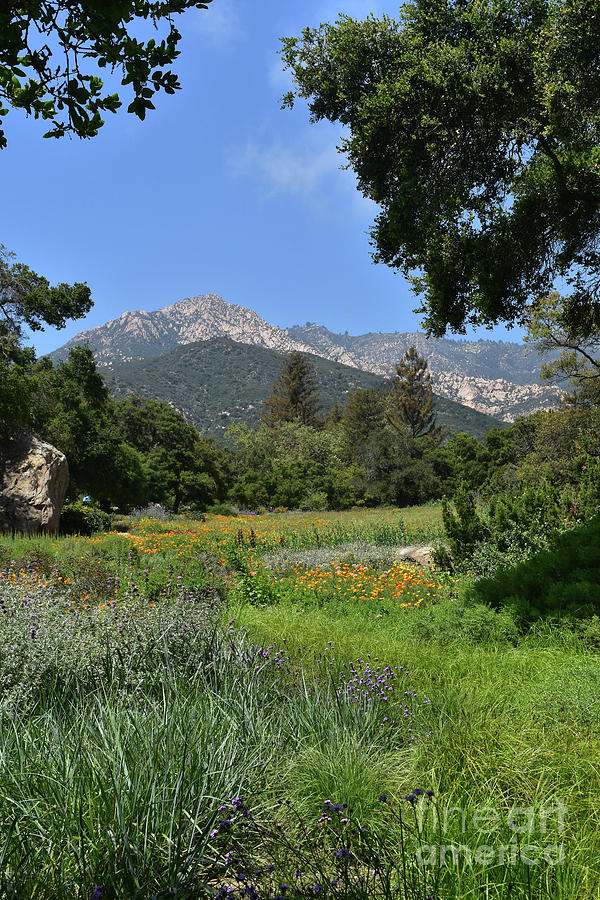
[205,502,237,517]
[466,516,600,626]
[60,501,112,536]
[402,594,519,646]
[441,482,488,568]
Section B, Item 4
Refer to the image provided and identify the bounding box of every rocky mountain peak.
[51,292,563,421]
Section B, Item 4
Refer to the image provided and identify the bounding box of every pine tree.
[387,346,446,441]
[262,352,322,427]
[324,402,343,429]
[340,388,386,462]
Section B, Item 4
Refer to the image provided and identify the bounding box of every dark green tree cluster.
[231,346,450,509]
[281,0,600,336]
[114,396,230,513]
[24,347,230,513]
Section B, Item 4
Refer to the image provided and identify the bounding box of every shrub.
[466,516,600,626]
[205,502,237,517]
[441,482,489,568]
[131,503,170,521]
[60,501,112,536]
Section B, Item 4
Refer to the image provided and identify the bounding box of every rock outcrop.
[51,293,563,422]
[395,545,436,567]
[0,431,69,534]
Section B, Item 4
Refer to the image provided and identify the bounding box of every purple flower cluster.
[335,656,400,708]
[209,789,440,900]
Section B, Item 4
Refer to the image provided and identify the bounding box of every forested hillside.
[103,336,502,439]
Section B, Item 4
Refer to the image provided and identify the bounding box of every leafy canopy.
[0,0,212,148]
[281,0,600,335]
[0,244,91,355]
[525,292,600,400]
[0,244,91,435]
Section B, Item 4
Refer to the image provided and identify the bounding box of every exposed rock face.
[51,293,564,421]
[51,294,324,367]
[395,545,436,567]
[0,431,69,534]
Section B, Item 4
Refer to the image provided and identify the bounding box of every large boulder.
[395,545,436,567]
[0,431,69,534]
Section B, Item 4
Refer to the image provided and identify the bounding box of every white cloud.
[234,138,340,196]
[232,130,378,223]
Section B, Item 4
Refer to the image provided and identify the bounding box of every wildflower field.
[0,507,599,899]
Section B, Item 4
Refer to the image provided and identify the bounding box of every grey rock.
[395,545,436,567]
[0,431,69,534]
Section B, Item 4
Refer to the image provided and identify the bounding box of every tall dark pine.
[340,388,386,462]
[262,352,322,427]
[387,346,444,441]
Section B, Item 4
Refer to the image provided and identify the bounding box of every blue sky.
[2,0,522,356]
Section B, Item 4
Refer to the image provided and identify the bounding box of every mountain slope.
[103,337,502,440]
[51,292,563,421]
[286,324,562,420]
[52,294,356,368]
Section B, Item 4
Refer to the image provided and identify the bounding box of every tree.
[340,388,386,463]
[0,0,213,148]
[281,1,600,335]
[0,244,91,435]
[35,346,149,508]
[115,397,230,512]
[0,244,91,358]
[387,346,445,441]
[525,292,600,401]
[262,351,322,427]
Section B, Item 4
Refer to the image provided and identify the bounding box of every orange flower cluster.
[118,508,424,561]
[257,559,448,609]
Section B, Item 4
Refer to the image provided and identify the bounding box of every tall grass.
[1,508,599,898]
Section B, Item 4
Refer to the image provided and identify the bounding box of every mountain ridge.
[51,293,563,421]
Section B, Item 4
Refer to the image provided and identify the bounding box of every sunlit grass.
[1,507,599,897]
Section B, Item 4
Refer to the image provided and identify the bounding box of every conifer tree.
[387,346,446,441]
[262,352,322,427]
[340,388,386,462]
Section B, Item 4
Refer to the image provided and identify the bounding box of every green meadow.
[0,507,598,899]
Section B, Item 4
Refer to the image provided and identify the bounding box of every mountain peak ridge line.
[51,292,562,422]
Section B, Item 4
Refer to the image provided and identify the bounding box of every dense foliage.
[0,244,91,436]
[466,516,600,625]
[281,0,600,336]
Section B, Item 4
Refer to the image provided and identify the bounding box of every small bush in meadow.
[60,500,112,535]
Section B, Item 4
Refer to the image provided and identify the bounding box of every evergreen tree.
[262,352,322,427]
[324,401,343,429]
[340,388,386,463]
[387,346,446,441]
